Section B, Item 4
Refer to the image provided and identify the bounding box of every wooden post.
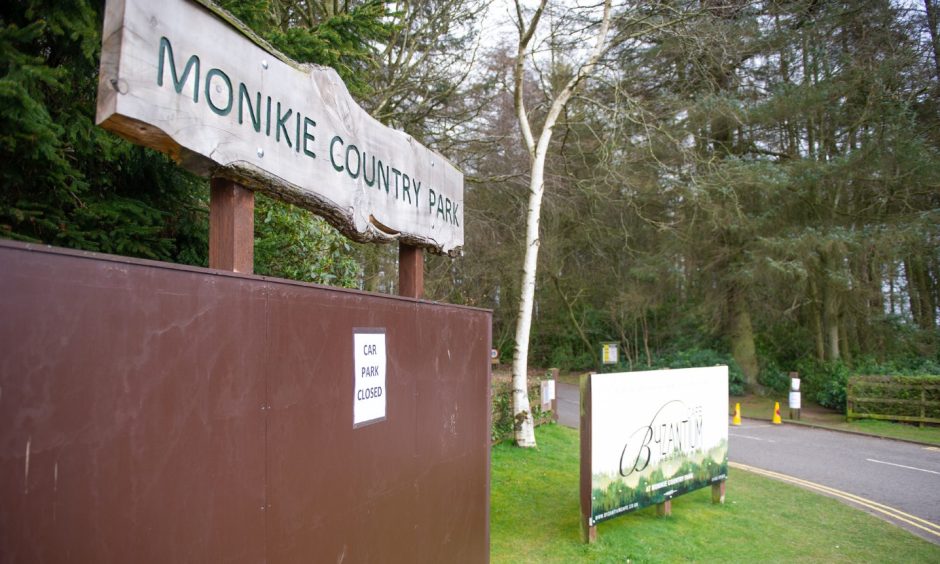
[712,480,726,504]
[656,500,672,516]
[209,178,254,273]
[399,243,424,298]
[921,386,926,428]
[789,371,800,420]
[580,374,596,543]
[584,522,597,543]
[548,368,559,423]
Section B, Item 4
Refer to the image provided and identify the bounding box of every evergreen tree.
[1,0,208,264]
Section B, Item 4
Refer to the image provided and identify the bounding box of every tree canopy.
[2,0,938,396]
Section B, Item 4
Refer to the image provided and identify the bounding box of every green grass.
[491,425,939,563]
[731,394,940,446]
[843,419,940,444]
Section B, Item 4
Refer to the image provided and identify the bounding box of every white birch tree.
[510,0,613,447]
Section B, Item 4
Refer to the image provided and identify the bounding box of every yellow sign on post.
[601,342,618,365]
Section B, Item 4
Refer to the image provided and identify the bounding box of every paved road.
[555,382,940,544]
[556,381,580,429]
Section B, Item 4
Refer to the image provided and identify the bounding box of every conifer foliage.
[0,0,208,263]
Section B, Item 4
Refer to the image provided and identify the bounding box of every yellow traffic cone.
[772,401,782,425]
[732,403,742,426]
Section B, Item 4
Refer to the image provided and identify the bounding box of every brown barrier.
[0,240,491,562]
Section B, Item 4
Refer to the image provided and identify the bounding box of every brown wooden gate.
[0,240,491,562]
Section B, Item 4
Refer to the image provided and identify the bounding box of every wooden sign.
[96,0,464,255]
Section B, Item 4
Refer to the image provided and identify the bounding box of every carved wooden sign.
[96,0,464,255]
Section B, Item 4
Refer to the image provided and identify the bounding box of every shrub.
[491,375,554,443]
[847,375,940,421]
[797,359,850,412]
[653,348,746,396]
[758,360,791,393]
[547,346,594,372]
[852,355,940,378]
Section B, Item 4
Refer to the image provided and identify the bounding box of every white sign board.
[353,329,387,427]
[540,379,555,412]
[789,391,801,410]
[585,367,728,525]
[96,0,464,255]
[601,343,618,365]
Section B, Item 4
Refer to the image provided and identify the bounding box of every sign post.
[601,342,618,365]
[579,374,597,543]
[789,372,801,420]
[209,177,254,273]
[540,379,555,413]
[398,244,424,298]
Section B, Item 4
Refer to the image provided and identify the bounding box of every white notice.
[354,329,387,427]
[789,391,801,410]
[540,379,556,412]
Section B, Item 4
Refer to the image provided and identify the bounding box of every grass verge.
[731,394,940,445]
[491,424,939,563]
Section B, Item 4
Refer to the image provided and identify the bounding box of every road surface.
[555,382,940,544]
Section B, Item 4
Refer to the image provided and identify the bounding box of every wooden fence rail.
[846,375,940,426]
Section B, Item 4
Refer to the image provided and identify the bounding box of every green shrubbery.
[592,348,746,396]
[523,325,938,415]
[794,356,940,414]
[847,375,940,421]
[490,375,554,443]
[532,341,750,395]
[651,348,746,396]
[756,360,791,393]
[547,347,595,373]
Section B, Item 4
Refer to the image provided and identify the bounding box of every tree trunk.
[824,283,841,362]
[920,258,937,329]
[924,0,940,81]
[802,34,815,159]
[905,258,924,328]
[510,0,613,448]
[362,246,382,292]
[931,258,940,327]
[888,262,897,316]
[553,278,594,363]
[909,255,937,329]
[615,314,634,370]
[729,287,760,390]
[642,315,652,368]
[634,316,641,368]
[868,253,884,322]
[839,318,852,365]
[809,278,826,361]
[511,160,544,447]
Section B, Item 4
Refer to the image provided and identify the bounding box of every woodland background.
[2,0,938,407]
